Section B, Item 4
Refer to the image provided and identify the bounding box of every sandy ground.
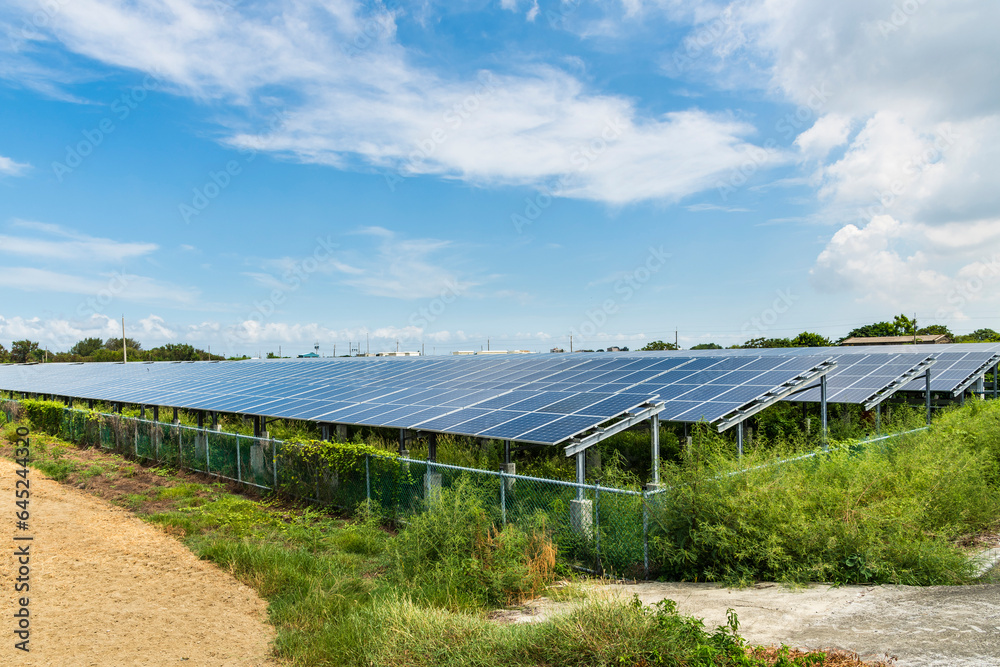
[504,576,1000,666]
[0,458,277,666]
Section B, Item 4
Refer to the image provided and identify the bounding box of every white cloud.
[794,114,851,160]
[0,220,158,262]
[2,0,778,205]
[810,215,1000,321]
[0,155,29,176]
[0,266,200,306]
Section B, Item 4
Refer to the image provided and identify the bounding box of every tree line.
[0,337,228,364]
[640,315,1000,351]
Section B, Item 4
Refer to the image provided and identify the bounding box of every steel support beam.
[564,402,664,458]
[926,367,933,425]
[820,374,828,446]
[737,421,744,458]
[575,451,585,500]
[650,414,660,485]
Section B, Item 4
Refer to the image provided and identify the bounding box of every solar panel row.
[0,353,834,445]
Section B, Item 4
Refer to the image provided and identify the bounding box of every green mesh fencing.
[1,402,656,577]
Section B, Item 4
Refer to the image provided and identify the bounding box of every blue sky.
[1,0,999,356]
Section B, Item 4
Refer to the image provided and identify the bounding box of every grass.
[2,403,989,666]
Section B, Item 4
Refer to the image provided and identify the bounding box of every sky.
[1,0,999,357]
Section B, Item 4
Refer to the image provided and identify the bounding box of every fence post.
[272,439,278,491]
[236,434,242,484]
[642,489,649,580]
[205,427,211,476]
[365,454,371,502]
[500,468,507,525]
[594,484,601,570]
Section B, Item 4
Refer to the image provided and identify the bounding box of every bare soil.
[0,456,278,666]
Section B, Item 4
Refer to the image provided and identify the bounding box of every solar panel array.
[783,353,934,408]
[677,343,1000,398]
[0,353,833,445]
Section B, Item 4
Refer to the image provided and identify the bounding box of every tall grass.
[648,401,1000,585]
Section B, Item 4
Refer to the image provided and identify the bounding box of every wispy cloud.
[0,155,30,176]
[2,220,158,262]
[1,0,779,205]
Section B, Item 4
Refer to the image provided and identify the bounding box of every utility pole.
[675,329,678,350]
[570,334,573,353]
[122,315,127,363]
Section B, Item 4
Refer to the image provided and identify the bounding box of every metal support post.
[575,450,586,500]
[504,439,511,465]
[994,364,999,399]
[976,376,985,399]
[875,402,881,435]
[172,407,179,424]
[737,421,744,459]
[820,374,828,447]
[650,414,660,485]
[153,405,159,422]
[321,423,330,441]
[427,432,438,463]
[211,411,219,430]
[140,405,145,419]
[926,368,933,425]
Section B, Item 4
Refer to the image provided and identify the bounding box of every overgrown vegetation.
[0,421,886,666]
[648,402,1000,586]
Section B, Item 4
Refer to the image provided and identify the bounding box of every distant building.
[452,350,475,355]
[550,347,565,353]
[606,346,622,352]
[376,351,420,356]
[840,334,952,346]
[297,352,320,358]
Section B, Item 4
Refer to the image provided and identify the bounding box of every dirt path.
[0,458,277,666]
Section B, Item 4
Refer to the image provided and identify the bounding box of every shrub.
[648,409,1000,585]
[392,479,556,608]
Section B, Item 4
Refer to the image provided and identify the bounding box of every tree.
[70,337,105,357]
[148,343,198,361]
[917,324,954,338]
[737,337,793,348]
[892,314,917,337]
[690,343,722,350]
[790,332,833,347]
[105,337,142,351]
[0,343,8,363]
[640,340,679,351]
[957,328,1000,343]
[10,340,39,363]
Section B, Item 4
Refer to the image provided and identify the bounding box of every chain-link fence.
[1,400,653,576]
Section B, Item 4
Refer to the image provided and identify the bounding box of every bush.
[392,479,556,608]
[648,406,1000,585]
